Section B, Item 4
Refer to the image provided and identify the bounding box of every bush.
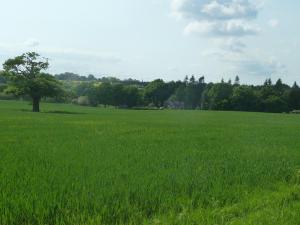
[76,96,90,106]
[0,92,17,100]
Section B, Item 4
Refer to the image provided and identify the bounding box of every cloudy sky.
[0,0,299,84]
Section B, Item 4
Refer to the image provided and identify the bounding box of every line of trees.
[1,52,300,113]
[67,75,300,113]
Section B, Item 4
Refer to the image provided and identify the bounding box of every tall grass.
[1,100,300,224]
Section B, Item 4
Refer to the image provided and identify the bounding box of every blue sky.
[0,0,299,84]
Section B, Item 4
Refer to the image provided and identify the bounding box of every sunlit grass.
[1,100,300,224]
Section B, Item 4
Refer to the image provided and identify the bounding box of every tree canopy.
[2,52,62,112]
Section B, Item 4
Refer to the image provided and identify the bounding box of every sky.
[0,0,299,84]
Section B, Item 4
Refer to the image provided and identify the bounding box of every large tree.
[2,52,62,112]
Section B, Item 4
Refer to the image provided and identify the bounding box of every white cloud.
[184,19,260,36]
[171,0,281,77]
[200,46,286,76]
[172,0,261,37]
[172,0,259,20]
[223,52,285,76]
[268,19,279,28]
[220,38,246,52]
[201,0,258,20]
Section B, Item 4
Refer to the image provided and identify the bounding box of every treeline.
[60,74,300,113]
[1,72,300,113]
[55,72,147,86]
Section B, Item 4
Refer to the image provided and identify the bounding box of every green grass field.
[1,100,300,225]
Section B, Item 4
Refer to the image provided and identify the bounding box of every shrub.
[77,96,90,106]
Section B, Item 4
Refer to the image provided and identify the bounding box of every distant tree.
[184,77,206,109]
[2,52,62,112]
[55,72,97,81]
[87,84,100,107]
[77,96,90,106]
[199,76,205,84]
[111,84,125,107]
[55,72,82,81]
[259,83,277,99]
[123,86,141,108]
[0,71,8,94]
[288,82,300,110]
[207,82,233,110]
[231,86,258,111]
[264,78,272,86]
[75,82,94,96]
[263,95,289,113]
[200,82,214,110]
[144,79,172,107]
[122,78,146,86]
[292,82,299,89]
[98,76,121,84]
[173,85,186,103]
[234,76,240,86]
[189,75,196,84]
[87,74,97,81]
[97,83,113,107]
[275,78,283,87]
[274,79,284,93]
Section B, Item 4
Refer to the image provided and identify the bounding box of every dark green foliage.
[169,76,206,109]
[55,72,97,81]
[263,95,289,113]
[75,82,94,96]
[288,82,300,110]
[0,71,7,84]
[122,86,141,108]
[231,85,259,111]
[57,75,299,113]
[234,75,240,86]
[2,52,62,112]
[87,86,99,107]
[83,83,141,108]
[144,79,174,107]
[96,83,113,107]
[0,72,7,94]
[206,82,233,110]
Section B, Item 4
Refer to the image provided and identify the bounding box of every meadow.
[1,100,300,225]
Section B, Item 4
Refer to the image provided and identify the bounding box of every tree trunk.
[32,97,40,112]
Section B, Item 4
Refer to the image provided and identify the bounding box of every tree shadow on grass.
[19,109,85,115]
[20,109,32,112]
[43,110,85,115]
